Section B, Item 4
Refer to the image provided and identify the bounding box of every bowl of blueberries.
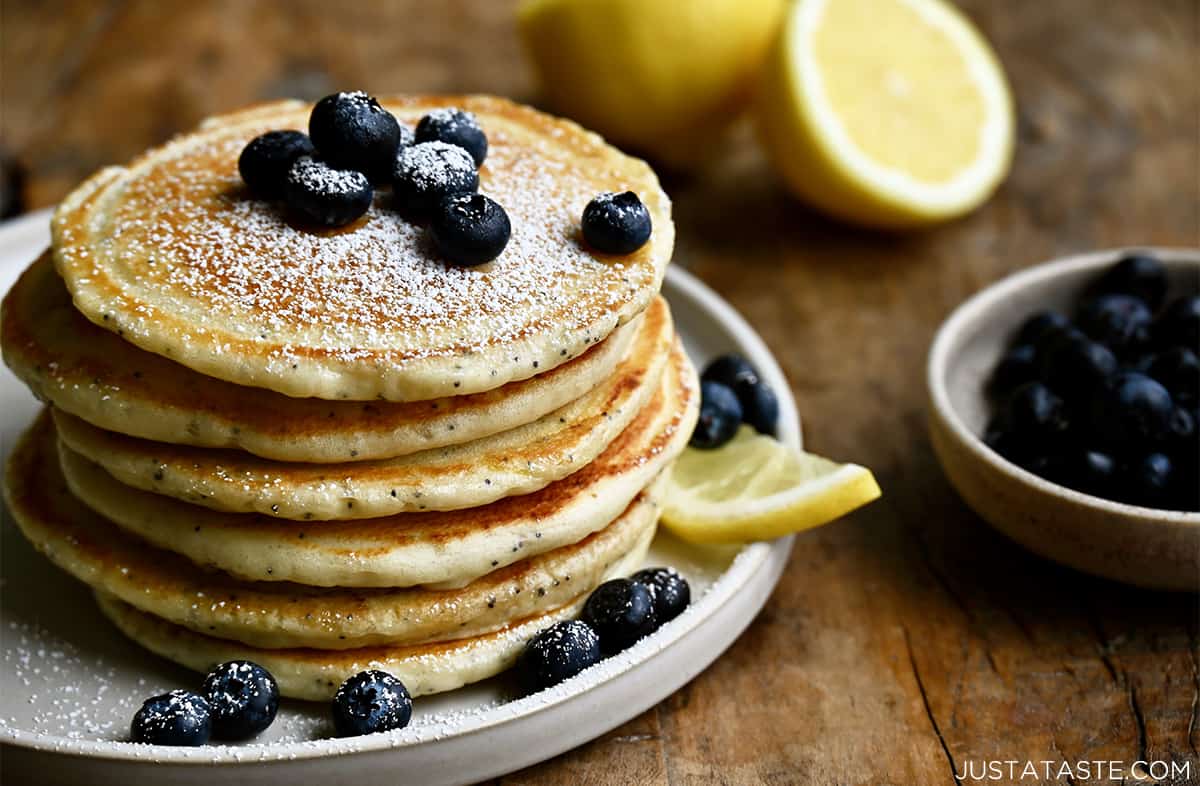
[927,248,1200,590]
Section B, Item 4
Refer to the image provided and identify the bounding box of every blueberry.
[700,354,778,435]
[1060,448,1116,497]
[1155,295,1200,352]
[1035,333,1117,401]
[396,124,415,152]
[1031,324,1085,368]
[1146,347,1200,407]
[131,690,211,746]
[518,620,602,693]
[415,108,488,167]
[283,156,373,227]
[308,91,403,184]
[581,192,652,255]
[392,141,478,214]
[331,670,412,737]
[429,193,510,267]
[1094,253,1168,310]
[201,660,279,741]
[1124,452,1174,508]
[734,376,779,436]
[987,344,1037,401]
[1014,310,1071,348]
[631,567,690,624]
[1076,294,1153,356]
[238,130,316,199]
[581,578,658,654]
[691,381,743,449]
[1088,372,1175,452]
[702,354,759,388]
[984,382,1070,463]
[1166,406,1196,448]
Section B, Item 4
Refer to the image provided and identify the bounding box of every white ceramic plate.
[0,209,799,785]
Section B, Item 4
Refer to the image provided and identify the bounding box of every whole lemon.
[518,0,786,168]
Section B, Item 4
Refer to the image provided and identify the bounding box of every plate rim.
[0,208,799,768]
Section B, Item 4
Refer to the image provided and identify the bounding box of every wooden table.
[3,1,1197,782]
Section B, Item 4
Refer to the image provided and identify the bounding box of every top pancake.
[51,96,674,402]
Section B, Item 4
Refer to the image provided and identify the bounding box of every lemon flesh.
[519,0,785,168]
[756,0,1014,227]
[662,427,881,544]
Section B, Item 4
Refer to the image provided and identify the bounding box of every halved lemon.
[661,426,881,544]
[756,0,1015,228]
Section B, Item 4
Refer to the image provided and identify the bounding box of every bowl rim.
[927,245,1200,526]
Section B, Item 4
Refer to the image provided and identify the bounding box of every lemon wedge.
[756,0,1014,228]
[518,0,785,168]
[661,427,881,544]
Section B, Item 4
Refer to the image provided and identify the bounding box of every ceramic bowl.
[927,247,1200,591]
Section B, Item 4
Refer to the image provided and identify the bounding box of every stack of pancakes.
[1,97,698,701]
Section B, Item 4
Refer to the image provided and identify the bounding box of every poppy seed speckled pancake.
[59,346,699,589]
[51,96,674,402]
[2,253,642,463]
[50,299,673,519]
[3,412,660,650]
[93,573,644,701]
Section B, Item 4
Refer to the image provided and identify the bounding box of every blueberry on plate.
[308,91,403,184]
[1035,332,1117,401]
[987,343,1037,401]
[581,192,652,255]
[202,660,279,741]
[1076,293,1153,356]
[700,354,779,435]
[733,375,779,436]
[1124,452,1174,508]
[415,108,488,167]
[581,578,658,654]
[332,670,412,738]
[392,141,479,214]
[238,130,316,199]
[131,690,211,746]
[283,156,373,227]
[518,620,602,693]
[984,381,1070,463]
[430,193,511,267]
[701,354,759,389]
[1013,310,1070,348]
[1093,252,1168,310]
[631,567,690,624]
[1155,295,1200,352]
[1146,347,1199,407]
[691,381,743,449]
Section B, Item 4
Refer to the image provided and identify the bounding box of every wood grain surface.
[2,1,1198,783]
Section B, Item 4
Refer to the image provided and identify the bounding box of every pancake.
[4,412,660,649]
[2,253,643,463]
[52,96,674,402]
[51,301,672,519]
[96,581,635,701]
[59,344,699,588]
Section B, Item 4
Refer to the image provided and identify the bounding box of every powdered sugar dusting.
[394,141,476,190]
[286,157,370,195]
[82,104,660,362]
